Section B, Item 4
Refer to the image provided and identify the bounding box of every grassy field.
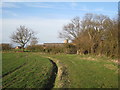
[44,54,118,88]
[2,52,118,88]
[2,52,53,88]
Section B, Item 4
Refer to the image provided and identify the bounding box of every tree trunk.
[22,45,25,52]
[23,48,24,52]
[77,49,80,54]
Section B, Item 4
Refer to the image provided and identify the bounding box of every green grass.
[44,54,118,88]
[2,52,118,88]
[2,52,53,88]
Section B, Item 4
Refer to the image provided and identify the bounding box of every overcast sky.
[1,2,118,45]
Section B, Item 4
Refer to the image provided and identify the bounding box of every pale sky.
[1,2,118,45]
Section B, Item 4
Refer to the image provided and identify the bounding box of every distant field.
[2,52,53,88]
[2,52,118,88]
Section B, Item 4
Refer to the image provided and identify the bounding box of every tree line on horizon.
[1,13,118,58]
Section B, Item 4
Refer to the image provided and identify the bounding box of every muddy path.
[44,59,58,89]
[46,57,70,88]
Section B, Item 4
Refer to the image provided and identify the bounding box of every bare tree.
[30,37,38,46]
[81,13,110,53]
[11,25,35,51]
[59,16,81,41]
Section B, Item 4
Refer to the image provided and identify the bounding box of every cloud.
[23,3,68,10]
[2,18,69,44]
[78,6,117,14]
[3,10,18,17]
[93,8,117,14]
[0,3,2,8]
[24,3,53,8]
[79,6,90,12]
[24,3,104,13]
[2,3,20,8]
[1,2,117,15]
[2,0,119,2]
[0,8,2,15]
[94,8,104,12]
[70,2,77,9]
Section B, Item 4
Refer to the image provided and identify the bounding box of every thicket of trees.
[59,13,118,58]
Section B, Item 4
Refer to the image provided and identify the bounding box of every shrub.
[1,44,12,51]
[27,45,44,52]
[64,43,77,54]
